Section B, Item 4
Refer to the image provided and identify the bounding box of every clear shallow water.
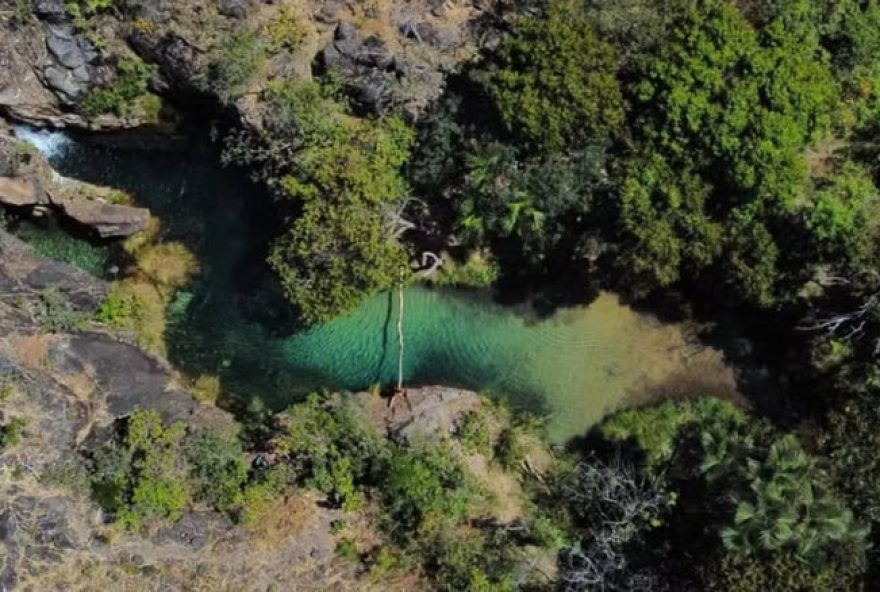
[14,129,737,442]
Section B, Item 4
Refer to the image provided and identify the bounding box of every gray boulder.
[218,0,249,19]
[46,25,97,70]
[33,0,68,24]
[52,196,151,238]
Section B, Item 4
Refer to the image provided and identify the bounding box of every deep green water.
[13,128,735,442]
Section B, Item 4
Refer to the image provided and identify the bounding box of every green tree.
[807,161,879,261]
[273,394,390,510]
[615,153,722,295]
[621,0,837,305]
[227,79,414,323]
[384,440,475,535]
[185,428,248,513]
[488,0,624,150]
[90,409,190,531]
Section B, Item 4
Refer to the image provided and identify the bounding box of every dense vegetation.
[6,0,880,589]
[213,0,880,586]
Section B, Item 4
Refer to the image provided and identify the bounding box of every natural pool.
[13,127,738,442]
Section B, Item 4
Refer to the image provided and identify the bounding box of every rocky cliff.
[0,227,378,590]
[1,0,498,129]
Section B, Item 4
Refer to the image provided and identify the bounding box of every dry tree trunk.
[397,282,405,391]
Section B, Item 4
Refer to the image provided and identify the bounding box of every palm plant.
[719,435,868,562]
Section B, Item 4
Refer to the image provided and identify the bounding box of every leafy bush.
[602,397,868,569]
[266,7,305,52]
[41,454,91,496]
[368,547,398,579]
[65,0,115,28]
[488,0,624,150]
[806,161,879,261]
[701,547,866,592]
[274,394,389,510]
[718,435,868,562]
[0,417,27,450]
[335,538,359,561]
[427,535,516,592]
[6,0,33,27]
[425,251,499,289]
[95,280,166,354]
[205,30,266,102]
[601,397,747,468]
[80,56,156,119]
[34,288,89,333]
[134,241,199,291]
[185,428,247,512]
[384,440,476,535]
[238,467,290,527]
[191,375,220,405]
[89,409,190,531]
[456,409,492,455]
[95,289,141,325]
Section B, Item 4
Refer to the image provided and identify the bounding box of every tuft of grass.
[266,7,305,53]
[135,242,199,290]
[424,250,499,288]
[335,538,359,562]
[191,374,221,405]
[96,280,167,355]
[34,288,89,333]
[80,55,157,119]
[0,417,28,450]
[16,224,109,276]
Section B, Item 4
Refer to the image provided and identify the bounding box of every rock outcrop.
[0,229,366,590]
[1,0,496,130]
[52,194,150,238]
[355,385,483,443]
[0,125,150,237]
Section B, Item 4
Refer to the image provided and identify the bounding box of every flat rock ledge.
[0,127,150,238]
[354,385,483,443]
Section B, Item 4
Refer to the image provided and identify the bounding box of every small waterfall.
[12,124,72,160]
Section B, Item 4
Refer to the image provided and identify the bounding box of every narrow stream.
[12,127,739,442]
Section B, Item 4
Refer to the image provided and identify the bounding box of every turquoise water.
[14,128,736,442]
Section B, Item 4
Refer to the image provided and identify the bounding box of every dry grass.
[191,374,220,405]
[11,334,54,370]
[135,242,200,290]
[122,216,162,257]
[247,493,316,550]
[55,363,97,400]
[103,279,168,356]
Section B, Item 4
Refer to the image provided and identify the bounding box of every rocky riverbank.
[0,223,500,589]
